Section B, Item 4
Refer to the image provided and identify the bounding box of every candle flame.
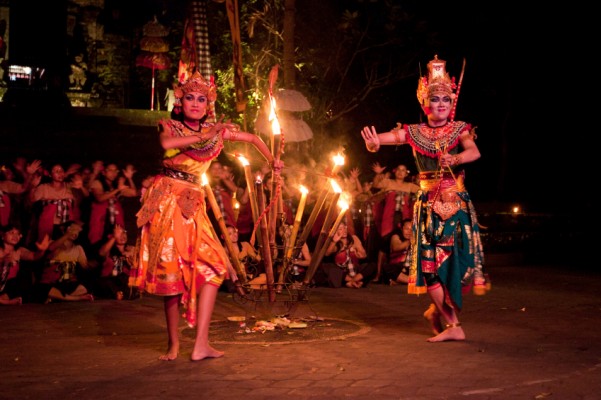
[333,153,345,166]
[201,173,209,186]
[330,179,342,193]
[234,201,240,210]
[237,155,249,166]
[299,185,308,194]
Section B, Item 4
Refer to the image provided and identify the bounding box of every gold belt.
[162,167,199,185]
[419,170,465,193]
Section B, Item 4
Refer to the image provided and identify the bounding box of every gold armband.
[392,122,402,145]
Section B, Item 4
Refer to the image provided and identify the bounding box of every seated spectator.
[225,223,262,278]
[31,221,94,303]
[220,223,262,293]
[88,163,138,246]
[30,163,83,243]
[0,159,41,230]
[207,160,238,229]
[320,220,376,288]
[288,242,311,283]
[380,218,413,286]
[95,224,138,300]
[0,224,49,305]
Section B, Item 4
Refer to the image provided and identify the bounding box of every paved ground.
[2,256,600,400]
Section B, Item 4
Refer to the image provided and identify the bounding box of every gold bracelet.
[452,154,463,166]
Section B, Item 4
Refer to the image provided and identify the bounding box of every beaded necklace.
[405,121,467,157]
[165,119,224,162]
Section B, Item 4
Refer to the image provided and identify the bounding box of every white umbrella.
[273,89,311,112]
[255,112,313,143]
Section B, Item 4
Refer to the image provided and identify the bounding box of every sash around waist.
[162,167,200,185]
[419,170,465,193]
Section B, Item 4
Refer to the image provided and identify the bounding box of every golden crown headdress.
[173,70,217,104]
[416,55,457,105]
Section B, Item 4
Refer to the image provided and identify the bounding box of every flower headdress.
[416,55,457,107]
[172,70,217,116]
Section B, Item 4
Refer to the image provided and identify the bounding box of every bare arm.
[351,235,368,259]
[361,125,408,153]
[223,130,275,165]
[390,234,410,253]
[439,131,481,168]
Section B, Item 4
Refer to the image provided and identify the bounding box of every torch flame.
[330,179,342,193]
[237,154,250,166]
[269,97,281,136]
[337,198,349,211]
[333,153,345,166]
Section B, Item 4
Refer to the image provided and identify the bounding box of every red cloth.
[37,204,57,241]
[0,194,10,226]
[236,201,253,235]
[379,192,397,237]
[88,201,125,245]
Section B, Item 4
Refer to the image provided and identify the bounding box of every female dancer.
[129,71,281,361]
[361,55,488,342]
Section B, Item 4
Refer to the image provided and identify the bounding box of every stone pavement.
[2,258,600,400]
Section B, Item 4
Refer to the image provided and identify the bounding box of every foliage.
[136,0,442,157]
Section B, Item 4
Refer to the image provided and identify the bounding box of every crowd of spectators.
[0,155,420,305]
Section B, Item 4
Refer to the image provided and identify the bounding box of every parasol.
[135,52,171,70]
[136,17,170,110]
[255,110,313,142]
[273,88,311,112]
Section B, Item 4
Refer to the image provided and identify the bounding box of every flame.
[269,97,281,136]
[299,185,309,194]
[333,153,345,166]
[337,198,349,211]
[237,154,250,166]
[330,179,342,193]
[201,173,209,186]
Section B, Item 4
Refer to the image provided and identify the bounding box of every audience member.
[380,218,413,286]
[31,221,94,303]
[30,163,83,243]
[0,224,49,305]
[321,220,376,288]
[0,159,41,229]
[95,224,137,300]
[88,163,138,246]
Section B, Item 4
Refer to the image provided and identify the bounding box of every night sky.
[345,2,587,214]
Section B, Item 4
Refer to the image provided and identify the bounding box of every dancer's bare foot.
[190,346,224,361]
[158,346,179,361]
[423,304,443,335]
[426,323,466,342]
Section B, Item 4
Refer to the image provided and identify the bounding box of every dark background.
[1,0,589,216]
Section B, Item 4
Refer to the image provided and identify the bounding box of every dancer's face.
[427,94,452,122]
[182,92,208,120]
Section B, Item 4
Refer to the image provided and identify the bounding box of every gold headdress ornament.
[173,70,218,106]
[416,55,457,106]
